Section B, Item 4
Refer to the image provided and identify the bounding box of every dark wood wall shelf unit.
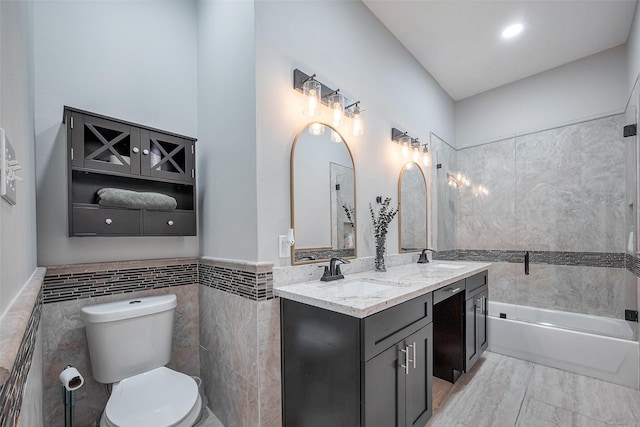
[64,106,197,237]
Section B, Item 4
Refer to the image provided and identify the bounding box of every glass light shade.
[328,93,345,127]
[405,162,414,170]
[303,80,321,117]
[412,145,420,163]
[422,146,431,167]
[309,122,325,136]
[352,105,364,136]
[330,130,342,143]
[399,136,411,158]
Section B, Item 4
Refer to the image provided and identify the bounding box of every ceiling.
[363,0,637,101]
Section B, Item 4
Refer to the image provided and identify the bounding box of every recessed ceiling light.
[502,23,523,39]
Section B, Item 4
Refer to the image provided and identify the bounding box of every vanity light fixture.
[327,90,345,127]
[392,128,429,165]
[421,144,431,167]
[346,102,364,136]
[302,75,321,118]
[293,69,365,135]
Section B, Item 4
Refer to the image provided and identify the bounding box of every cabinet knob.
[105,218,113,225]
[142,149,149,155]
[167,220,174,226]
[132,147,140,153]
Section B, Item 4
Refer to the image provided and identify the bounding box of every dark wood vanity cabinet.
[433,270,488,382]
[464,271,489,372]
[282,293,433,427]
[64,107,196,236]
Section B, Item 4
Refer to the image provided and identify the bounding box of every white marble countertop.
[274,261,492,318]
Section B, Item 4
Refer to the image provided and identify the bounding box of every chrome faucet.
[417,248,435,264]
[320,257,350,281]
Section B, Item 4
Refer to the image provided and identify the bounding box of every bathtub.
[488,301,639,389]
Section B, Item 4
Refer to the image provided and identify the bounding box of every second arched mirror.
[399,162,427,252]
[291,122,356,264]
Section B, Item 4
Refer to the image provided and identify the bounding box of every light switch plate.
[1,128,17,205]
[279,235,291,258]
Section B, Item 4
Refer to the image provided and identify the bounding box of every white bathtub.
[488,301,640,389]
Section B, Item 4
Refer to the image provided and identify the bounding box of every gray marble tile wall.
[199,287,281,427]
[451,114,632,319]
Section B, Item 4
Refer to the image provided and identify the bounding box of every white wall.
[197,0,258,261]
[0,0,38,317]
[627,2,640,94]
[34,0,199,266]
[254,0,455,263]
[456,45,628,148]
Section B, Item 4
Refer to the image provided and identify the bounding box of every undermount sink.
[429,263,465,269]
[321,280,396,298]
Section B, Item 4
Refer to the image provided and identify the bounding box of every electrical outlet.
[279,235,291,258]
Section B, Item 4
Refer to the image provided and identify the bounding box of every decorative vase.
[375,235,387,272]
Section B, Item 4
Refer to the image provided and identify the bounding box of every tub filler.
[488,301,639,389]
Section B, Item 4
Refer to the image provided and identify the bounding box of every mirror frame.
[398,161,428,253]
[290,121,358,265]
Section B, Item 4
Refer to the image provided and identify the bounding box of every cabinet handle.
[412,342,416,368]
[132,147,140,153]
[105,218,113,225]
[167,220,174,226]
[482,296,486,314]
[142,149,149,155]
[400,346,410,375]
[450,287,461,293]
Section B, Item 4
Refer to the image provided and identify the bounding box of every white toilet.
[81,294,202,427]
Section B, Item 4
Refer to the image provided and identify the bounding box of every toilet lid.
[105,367,199,427]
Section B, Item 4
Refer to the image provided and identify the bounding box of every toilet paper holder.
[60,365,84,427]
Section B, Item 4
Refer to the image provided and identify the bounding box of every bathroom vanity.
[276,261,490,427]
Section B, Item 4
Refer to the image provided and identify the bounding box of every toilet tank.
[81,294,177,384]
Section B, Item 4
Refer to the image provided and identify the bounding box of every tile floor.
[427,352,640,427]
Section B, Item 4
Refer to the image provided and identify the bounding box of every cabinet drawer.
[433,279,465,305]
[362,292,432,361]
[465,270,488,298]
[72,206,141,235]
[143,210,195,235]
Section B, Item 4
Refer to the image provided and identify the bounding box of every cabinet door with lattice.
[70,113,141,175]
[141,130,194,183]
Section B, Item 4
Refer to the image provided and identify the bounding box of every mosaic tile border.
[199,263,274,301]
[626,253,640,277]
[43,261,198,304]
[435,249,626,268]
[294,248,355,262]
[0,290,42,427]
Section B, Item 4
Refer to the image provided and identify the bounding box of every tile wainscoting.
[0,269,45,427]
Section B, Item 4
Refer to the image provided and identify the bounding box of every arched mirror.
[399,162,427,252]
[291,122,356,264]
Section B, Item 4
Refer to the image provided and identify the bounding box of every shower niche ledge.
[64,106,197,237]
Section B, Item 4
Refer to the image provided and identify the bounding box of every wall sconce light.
[421,145,431,167]
[302,76,321,118]
[327,90,345,127]
[348,102,364,136]
[392,128,430,165]
[293,69,365,135]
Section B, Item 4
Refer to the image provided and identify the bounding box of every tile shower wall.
[41,259,200,427]
[454,114,632,319]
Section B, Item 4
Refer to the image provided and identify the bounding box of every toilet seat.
[101,367,202,427]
